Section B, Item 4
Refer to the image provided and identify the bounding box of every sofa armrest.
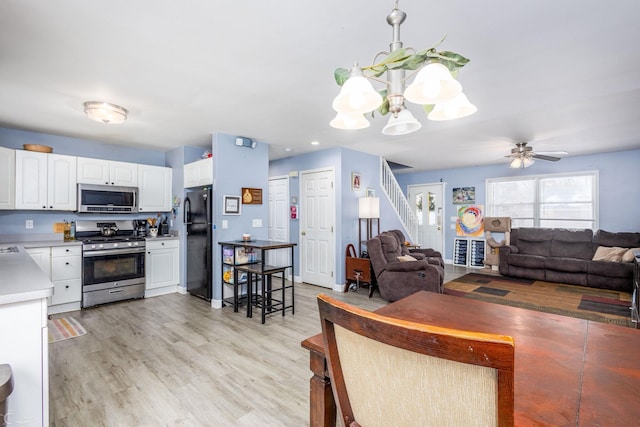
[498,245,518,275]
[385,260,432,272]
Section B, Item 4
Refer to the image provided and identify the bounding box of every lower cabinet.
[145,238,179,296]
[26,245,82,314]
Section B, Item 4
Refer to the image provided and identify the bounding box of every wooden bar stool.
[236,264,294,324]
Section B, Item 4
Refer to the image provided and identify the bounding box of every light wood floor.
[49,264,472,426]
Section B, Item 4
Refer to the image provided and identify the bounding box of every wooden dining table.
[301,290,640,426]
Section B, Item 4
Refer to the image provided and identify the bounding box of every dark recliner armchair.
[388,229,445,269]
[367,232,444,302]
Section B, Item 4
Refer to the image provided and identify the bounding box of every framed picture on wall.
[367,188,375,197]
[223,195,241,215]
[352,172,361,191]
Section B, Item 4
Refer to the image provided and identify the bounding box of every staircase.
[379,157,418,243]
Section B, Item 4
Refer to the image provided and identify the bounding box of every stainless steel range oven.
[76,220,146,308]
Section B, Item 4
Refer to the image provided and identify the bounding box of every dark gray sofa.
[499,228,640,292]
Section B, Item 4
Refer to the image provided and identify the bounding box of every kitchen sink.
[0,246,19,254]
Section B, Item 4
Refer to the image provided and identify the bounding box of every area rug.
[48,317,87,343]
[444,272,634,327]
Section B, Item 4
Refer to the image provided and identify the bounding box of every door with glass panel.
[408,183,444,253]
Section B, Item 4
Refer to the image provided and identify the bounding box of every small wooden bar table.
[302,291,640,426]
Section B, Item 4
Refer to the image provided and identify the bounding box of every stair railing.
[379,157,418,243]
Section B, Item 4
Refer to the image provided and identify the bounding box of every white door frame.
[268,175,291,278]
[407,182,446,255]
[299,167,336,289]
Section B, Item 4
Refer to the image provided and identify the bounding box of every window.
[486,171,598,229]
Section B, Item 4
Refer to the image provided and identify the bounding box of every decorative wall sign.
[452,187,475,204]
[223,195,241,215]
[242,187,263,204]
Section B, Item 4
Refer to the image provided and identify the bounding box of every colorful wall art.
[456,205,485,236]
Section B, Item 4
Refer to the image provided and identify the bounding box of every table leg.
[308,350,336,427]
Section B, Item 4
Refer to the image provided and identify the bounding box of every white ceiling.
[1,1,639,172]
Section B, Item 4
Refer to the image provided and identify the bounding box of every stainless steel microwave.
[77,184,138,213]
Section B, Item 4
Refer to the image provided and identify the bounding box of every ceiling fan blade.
[532,154,561,162]
[536,151,568,156]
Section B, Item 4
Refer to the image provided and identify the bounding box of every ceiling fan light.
[382,108,422,136]
[329,112,370,130]
[523,156,535,168]
[404,62,462,105]
[428,93,477,121]
[332,67,383,114]
[509,157,523,169]
[83,101,128,124]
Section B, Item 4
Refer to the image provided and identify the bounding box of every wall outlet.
[222,220,228,229]
[25,219,34,229]
[252,219,262,227]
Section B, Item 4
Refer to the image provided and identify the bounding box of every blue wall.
[211,132,269,301]
[270,147,404,288]
[396,149,640,261]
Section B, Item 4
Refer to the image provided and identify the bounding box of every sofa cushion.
[594,230,640,248]
[592,246,627,262]
[622,248,640,263]
[546,257,589,273]
[517,239,552,257]
[379,233,402,263]
[507,254,546,269]
[588,260,634,278]
[550,229,593,259]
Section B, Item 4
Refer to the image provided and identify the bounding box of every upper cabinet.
[138,164,172,212]
[184,157,213,188]
[0,146,15,210]
[15,151,77,211]
[77,157,137,186]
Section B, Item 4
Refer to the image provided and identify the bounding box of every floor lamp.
[358,197,380,257]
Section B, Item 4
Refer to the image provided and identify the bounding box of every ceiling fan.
[506,142,567,168]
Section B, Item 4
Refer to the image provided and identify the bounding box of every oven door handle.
[83,247,146,257]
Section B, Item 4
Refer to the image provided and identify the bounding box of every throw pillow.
[592,246,627,262]
[397,255,417,262]
[622,248,640,263]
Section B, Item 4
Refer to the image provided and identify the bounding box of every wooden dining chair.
[317,294,515,427]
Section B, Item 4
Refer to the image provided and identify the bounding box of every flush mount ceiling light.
[83,101,128,124]
[330,0,476,136]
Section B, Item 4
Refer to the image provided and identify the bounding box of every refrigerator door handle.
[184,197,191,224]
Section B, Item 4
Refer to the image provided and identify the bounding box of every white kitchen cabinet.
[15,151,77,211]
[145,238,179,295]
[77,157,137,186]
[138,164,172,212]
[26,245,82,313]
[184,157,213,188]
[0,146,15,209]
[50,246,82,309]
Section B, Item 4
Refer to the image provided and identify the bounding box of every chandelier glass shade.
[329,112,371,130]
[382,108,421,135]
[83,101,128,124]
[330,1,476,135]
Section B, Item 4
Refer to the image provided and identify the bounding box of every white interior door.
[268,176,290,271]
[408,183,444,253]
[300,168,335,288]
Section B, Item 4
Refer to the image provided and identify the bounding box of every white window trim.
[486,170,599,229]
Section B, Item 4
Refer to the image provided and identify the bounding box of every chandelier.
[83,101,128,124]
[330,1,476,136]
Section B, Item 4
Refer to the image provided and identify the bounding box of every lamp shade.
[403,62,462,105]
[330,112,370,130]
[359,197,380,219]
[382,108,422,135]
[332,67,383,114]
[83,101,128,124]
[427,93,477,121]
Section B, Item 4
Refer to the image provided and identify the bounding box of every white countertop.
[0,246,54,305]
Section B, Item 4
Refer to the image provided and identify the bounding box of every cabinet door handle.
[65,285,69,289]
[65,262,70,265]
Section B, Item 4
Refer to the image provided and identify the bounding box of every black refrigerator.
[184,187,212,300]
